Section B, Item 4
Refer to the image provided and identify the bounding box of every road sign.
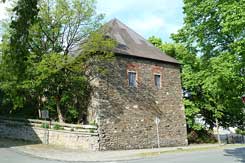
[41,110,49,119]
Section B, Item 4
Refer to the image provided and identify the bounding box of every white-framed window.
[154,74,161,88]
[128,71,137,87]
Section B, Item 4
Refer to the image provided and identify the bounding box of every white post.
[155,117,160,148]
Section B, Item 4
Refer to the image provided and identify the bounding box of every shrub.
[53,124,64,130]
[89,120,97,126]
[89,128,95,133]
[41,123,49,129]
[235,129,245,135]
[188,129,217,144]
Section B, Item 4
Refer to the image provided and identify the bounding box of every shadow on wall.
[224,147,245,163]
[0,118,43,148]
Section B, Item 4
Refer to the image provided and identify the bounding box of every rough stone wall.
[0,120,99,151]
[88,55,188,150]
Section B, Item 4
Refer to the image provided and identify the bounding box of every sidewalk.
[3,138,244,162]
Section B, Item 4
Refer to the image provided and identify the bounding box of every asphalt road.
[0,147,61,163]
[0,146,244,163]
[125,147,245,163]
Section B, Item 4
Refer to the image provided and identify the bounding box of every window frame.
[127,70,137,87]
[154,73,161,88]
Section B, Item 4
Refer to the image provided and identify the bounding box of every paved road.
[125,147,245,163]
[0,146,244,163]
[0,147,62,163]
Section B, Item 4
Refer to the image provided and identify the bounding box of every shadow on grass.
[224,147,245,163]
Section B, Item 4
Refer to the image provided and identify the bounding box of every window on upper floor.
[128,71,137,87]
[154,74,161,88]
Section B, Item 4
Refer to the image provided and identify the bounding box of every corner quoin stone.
[88,55,188,150]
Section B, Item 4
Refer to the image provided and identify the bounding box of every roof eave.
[114,52,181,65]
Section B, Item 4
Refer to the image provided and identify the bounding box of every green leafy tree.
[149,36,202,130]
[0,0,116,123]
[0,0,39,110]
[149,34,244,132]
[171,0,244,129]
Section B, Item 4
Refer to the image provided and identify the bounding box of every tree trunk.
[55,96,64,123]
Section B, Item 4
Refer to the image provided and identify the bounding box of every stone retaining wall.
[0,119,99,151]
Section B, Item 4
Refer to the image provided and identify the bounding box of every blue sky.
[96,0,184,42]
[0,0,184,42]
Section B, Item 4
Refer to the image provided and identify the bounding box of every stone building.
[88,18,188,150]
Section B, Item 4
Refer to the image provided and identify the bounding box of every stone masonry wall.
[89,55,188,150]
[0,119,99,151]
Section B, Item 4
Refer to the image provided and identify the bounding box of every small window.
[128,71,137,87]
[154,74,161,88]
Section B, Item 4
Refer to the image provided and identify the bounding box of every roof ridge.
[106,18,180,64]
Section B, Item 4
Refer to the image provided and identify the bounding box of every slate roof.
[106,18,180,64]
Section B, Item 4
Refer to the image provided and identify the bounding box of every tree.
[0,0,116,123]
[171,0,245,129]
[149,33,244,132]
[31,31,115,122]
[8,0,39,78]
[0,0,39,110]
[149,36,202,130]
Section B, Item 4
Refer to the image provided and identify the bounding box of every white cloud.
[97,0,179,17]
[128,16,165,32]
[126,16,181,40]
[0,2,11,21]
[126,16,165,37]
[96,0,184,41]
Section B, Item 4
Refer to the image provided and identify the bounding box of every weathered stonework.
[88,55,188,150]
[0,119,99,151]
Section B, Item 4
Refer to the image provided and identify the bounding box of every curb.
[11,146,146,162]
[8,144,236,162]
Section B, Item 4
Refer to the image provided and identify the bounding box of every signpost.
[41,110,49,119]
[155,117,160,148]
[41,110,49,145]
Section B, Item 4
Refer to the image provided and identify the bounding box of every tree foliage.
[149,34,244,130]
[0,0,116,123]
[149,0,245,130]
[173,0,244,129]
[149,36,202,130]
